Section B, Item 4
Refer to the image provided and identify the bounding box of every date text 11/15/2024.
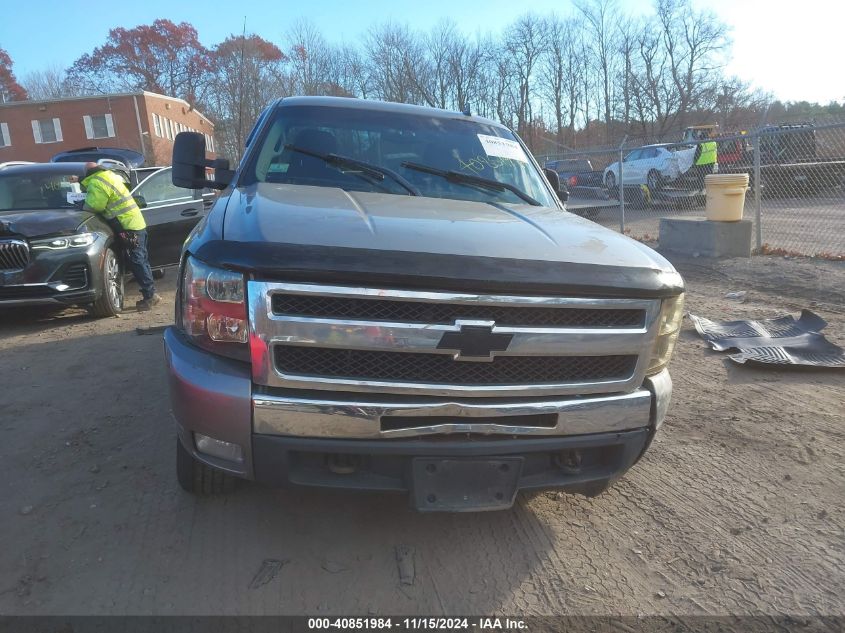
[307,617,528,631]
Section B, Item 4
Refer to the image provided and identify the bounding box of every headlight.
[647,293,685,375]
[180,256,249,360]
[31,232,97,250]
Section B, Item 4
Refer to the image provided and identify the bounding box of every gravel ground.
[0,255,843,617]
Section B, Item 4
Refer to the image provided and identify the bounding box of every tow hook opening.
[554,449,583,474]
[327,453,360,475]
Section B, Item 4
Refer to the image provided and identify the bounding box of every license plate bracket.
[410,457,523,512]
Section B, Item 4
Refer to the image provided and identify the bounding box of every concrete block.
[659,217,752,258]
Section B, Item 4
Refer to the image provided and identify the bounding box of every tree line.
[2,0,841,162]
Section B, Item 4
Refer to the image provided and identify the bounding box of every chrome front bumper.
[253,375,671,439]
[165,326,672,482]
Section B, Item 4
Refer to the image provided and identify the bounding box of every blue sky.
[2,0,842,103]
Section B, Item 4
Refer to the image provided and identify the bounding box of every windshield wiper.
[284,144,419,196]
[400,161,541,206]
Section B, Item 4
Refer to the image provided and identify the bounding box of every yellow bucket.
[704,173,750,221]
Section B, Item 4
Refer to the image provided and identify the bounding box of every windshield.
[0,172,83,212]
[242,105,557,207]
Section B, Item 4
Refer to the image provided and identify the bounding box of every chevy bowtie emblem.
[437,322,513,361]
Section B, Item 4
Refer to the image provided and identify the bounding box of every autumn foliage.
[0,47,28,102]
[66,19,210,103]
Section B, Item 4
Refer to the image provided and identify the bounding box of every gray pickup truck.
[164,97,684,511]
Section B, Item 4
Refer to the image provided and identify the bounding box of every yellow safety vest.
[695,141,717,166]
[82,169,146,231]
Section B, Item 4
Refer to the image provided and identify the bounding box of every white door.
[621,149,643,185]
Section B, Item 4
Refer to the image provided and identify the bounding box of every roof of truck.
[275,96,507,130]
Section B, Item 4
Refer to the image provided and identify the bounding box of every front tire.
[152,268,166,280]
[647,169,662,192]
[604,171,619,198]
[176,438,236,495]
[90,247,124,318]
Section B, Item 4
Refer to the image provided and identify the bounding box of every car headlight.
[179,255,249,361]
[31,232,97,250]
[647,293,685,375]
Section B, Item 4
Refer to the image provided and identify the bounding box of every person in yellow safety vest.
[80,162,162,311]
[692,139,718,188]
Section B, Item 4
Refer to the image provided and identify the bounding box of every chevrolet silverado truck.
[165,96,684,511]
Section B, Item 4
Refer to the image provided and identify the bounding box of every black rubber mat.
[689,309,845,368]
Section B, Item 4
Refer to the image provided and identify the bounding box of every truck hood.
[0,208,92,239]
[201,185,683,297]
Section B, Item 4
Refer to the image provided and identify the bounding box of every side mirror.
[133,194,147,209]
[543,167,560,192]
[172,132,233,191]
[543,168,568,203]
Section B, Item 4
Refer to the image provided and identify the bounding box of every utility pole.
[236,16,247,161]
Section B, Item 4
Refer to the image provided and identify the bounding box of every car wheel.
[176,437,236,495]
[152,268,166,280]
[604,172,618,198]
[90,247,124,318]
[647,169,662,192]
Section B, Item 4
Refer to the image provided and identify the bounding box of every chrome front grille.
[0,239,30,270]
[274,346,637,386]
[249,282,662,397]
[271,293,645,328]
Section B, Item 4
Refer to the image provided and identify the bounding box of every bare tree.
[288,19,334,95]
[503,14,547,143]
[446,30,483,113]
[657,0,728,130]
[21,65,79,100]
[576,0,620,142]
[542,16,586,145]
[632,20,673,139]
[542,16,567,143]
[578,32,594,134]
[364,22,429,104]
[616,20,636,127]
[424,20,458,109]
[337,44,370,98]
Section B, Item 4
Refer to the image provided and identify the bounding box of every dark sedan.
[0,162,210,316]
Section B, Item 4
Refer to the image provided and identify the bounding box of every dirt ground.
[0,255,843,617]
[587,187,845,258]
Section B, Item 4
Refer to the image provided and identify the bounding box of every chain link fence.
[539,121,845,259]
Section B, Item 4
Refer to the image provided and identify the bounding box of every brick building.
[0,91,215,166]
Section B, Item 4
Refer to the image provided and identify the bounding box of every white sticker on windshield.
[66,192,86,204]
[477,134,529,163]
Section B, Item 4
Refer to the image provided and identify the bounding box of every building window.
[152,113,162,138]
[83,114,115,139]
[165,118,173,141]
[31,118,63,144]
[205,134,215,153]
[0,122,10,147]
